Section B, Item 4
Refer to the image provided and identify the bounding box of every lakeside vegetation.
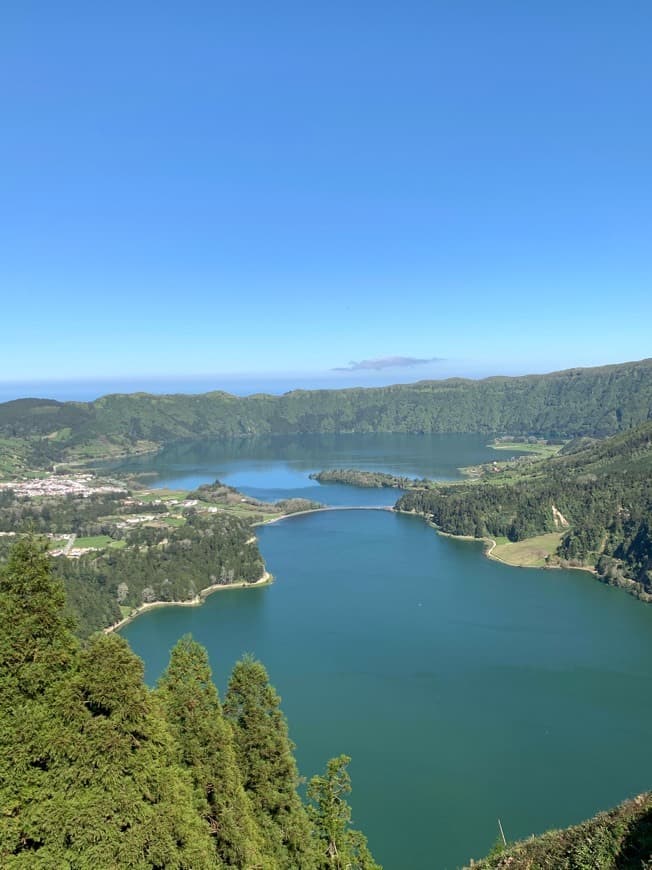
[191,478,323,517]
[467,792,652,868]
[0,538,379,868]
[396,421,652,600]
[489,436,564,458]
[309,468,430,489]
[488,532,565,568]
[0,473,320,637]
[2,359,652,476]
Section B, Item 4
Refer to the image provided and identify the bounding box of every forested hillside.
[397,422,652,598]
[0,483,269,637]
[1,359,651,473]
[0,538,380,868]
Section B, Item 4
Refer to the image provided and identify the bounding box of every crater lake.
[116,435,652,868]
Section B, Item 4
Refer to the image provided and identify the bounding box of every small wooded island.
[309,468,430,489]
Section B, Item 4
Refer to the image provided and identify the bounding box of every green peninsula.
[396,421,652,601]
[0,473,321,637]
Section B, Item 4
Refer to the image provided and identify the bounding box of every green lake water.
[118,436,652,869]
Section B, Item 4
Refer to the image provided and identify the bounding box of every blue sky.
[1,1,650,392]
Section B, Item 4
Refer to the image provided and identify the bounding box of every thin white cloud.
[332,356,444,372]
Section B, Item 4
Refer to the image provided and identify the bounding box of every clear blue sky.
[1,1,650,391]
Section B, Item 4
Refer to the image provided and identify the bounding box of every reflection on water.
[107,432,526,504]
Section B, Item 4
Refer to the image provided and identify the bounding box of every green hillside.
[397,421,652,598]
[1,359,652,474]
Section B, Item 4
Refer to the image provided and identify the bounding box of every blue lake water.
[116,435,652,868]
[109,432,522,504]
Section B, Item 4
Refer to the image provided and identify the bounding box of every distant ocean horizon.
[0,377,323,403]
[0,360,599,403]
[0,374,440,403]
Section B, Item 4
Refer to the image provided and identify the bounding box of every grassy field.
[75,534,115,549]
[45,427,72,442]
[490,439,563,458]
[135,488,188,502]
[489,532,563,567]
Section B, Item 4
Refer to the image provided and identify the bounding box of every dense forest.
[1,358,652,474]
[54,512,266,636]
[0,487,163,534]
[0,471,327,638]
[0,485,269,637]
[396,422,652,598]
[309,469,427,489]
[191,478,323,515]
[0,538,380,868]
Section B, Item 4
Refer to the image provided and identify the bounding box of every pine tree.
[307,756,381,870]
[0,536,78,862]
[43,632,220,868]
[0,538,218,868]
[156,636,270,868]
[224,656,317,868]
[0,535,77,697]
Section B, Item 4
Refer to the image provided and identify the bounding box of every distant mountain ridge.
[1,359,651,473]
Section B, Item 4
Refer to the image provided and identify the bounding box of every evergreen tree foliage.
[224,656,317,868]
[307,755,381,870]
[0,536,78,863]
[156,636,269,868]
[0,535,76,697]
[0,538,216,868]
[42,632,218,868]
[0,538,378,869]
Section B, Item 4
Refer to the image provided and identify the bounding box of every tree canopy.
[0,538,380,869]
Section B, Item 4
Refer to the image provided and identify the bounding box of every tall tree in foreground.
[48,633,219,868]
[156,636,269,868]
[0,536,78,861]
[0,535,77,697]
[0,538,217,868]
[224,656,317,868]
[307,755,381,870]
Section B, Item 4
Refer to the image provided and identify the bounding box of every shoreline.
[53,442,163,474]
[105,570,272,633]
[107,506,393,632]
[395,509,596,575]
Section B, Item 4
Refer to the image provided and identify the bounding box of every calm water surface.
[110,433,523,504]
[119,437,652,869]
